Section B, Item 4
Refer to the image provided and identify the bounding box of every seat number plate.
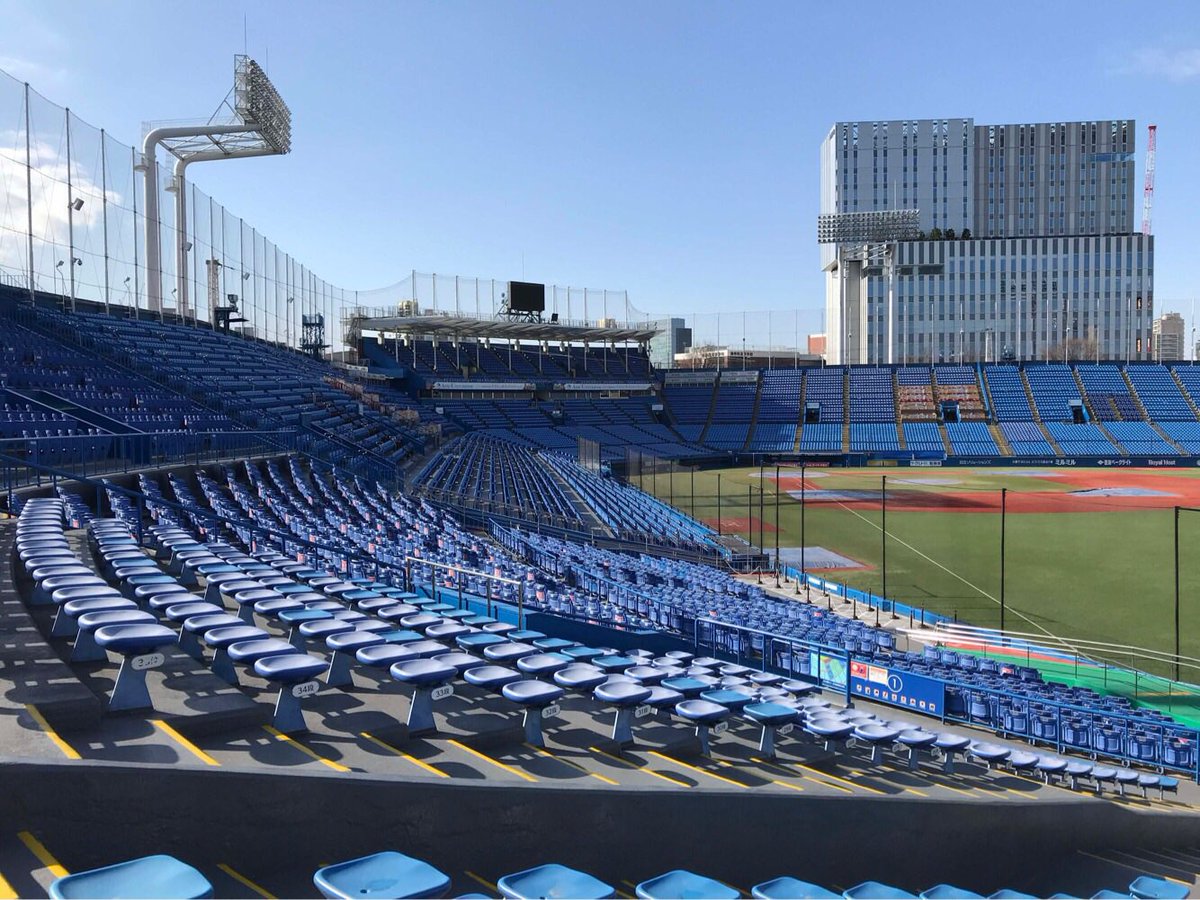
[778,723,795,736]
[431,685,455,701]
[292,680,320,699]
[712,721,729,735]
[131,652,164,671]
[542,703,561,719]
[634,704,654,719]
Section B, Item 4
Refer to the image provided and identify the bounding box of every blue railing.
[783,566,955,628]
[690,617,1200,780]
[693,618,852,705]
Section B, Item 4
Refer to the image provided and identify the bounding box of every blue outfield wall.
[720,454,1200,469]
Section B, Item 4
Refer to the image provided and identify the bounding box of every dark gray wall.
[3,760,1198,896]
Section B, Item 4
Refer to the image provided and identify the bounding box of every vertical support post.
[716,474,721,536]
[1175,505,1181,682]
[756,476,764,585]
[24,82,34,300]
[1000,487,1007,634]
[880,474,887,626]
[100,129,110,313]
[886,244,895,365]
[131,146,141,318]
[801,462,809,602]
[747,484,753,554]
[774,464,781,588]
[65,108,76,312]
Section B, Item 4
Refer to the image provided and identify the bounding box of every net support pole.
[1175,505,1181,682]
[774,464,781,588]
[1000,487,1007,634]
[878,475,885,628]
[24,82,34,300]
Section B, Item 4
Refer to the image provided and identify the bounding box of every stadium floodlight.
[817,209,920,366]
[141,55,292,317]
[816,209,921,244]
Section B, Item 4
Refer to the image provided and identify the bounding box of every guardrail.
[928,622,1200,706]
[0,430,301,491]
[691,617,1200,780]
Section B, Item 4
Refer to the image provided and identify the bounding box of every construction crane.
[1142,123,1157,236]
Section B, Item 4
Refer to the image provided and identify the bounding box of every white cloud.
[1117,45,1200,82]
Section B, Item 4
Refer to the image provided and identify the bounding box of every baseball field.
[640,464,1200,682]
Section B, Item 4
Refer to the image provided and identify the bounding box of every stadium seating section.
[13,300,1200,472]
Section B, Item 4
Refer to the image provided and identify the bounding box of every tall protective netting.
[0,68,371,358]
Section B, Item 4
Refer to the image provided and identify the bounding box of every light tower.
[140,56,291,317]
[817,210,921,365]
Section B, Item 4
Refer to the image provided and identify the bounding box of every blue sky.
[3,0,1198,321]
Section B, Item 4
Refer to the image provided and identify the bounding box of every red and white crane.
[1142,123,1157,236]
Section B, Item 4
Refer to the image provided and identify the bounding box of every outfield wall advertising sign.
[850,661,944,715]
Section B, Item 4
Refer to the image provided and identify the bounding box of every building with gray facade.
[820,119,1153,364]
[647,317,691,370]
[1153,312,1185,361]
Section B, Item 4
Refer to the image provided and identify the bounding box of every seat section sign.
[850,660,944,716]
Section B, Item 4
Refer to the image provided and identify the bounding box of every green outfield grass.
[639,465,1200,682]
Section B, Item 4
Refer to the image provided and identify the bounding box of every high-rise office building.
[647,317,691,370]
[820,119,1153,364]
[1153,312,1185,361]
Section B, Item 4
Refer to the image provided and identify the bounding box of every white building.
[821,119,1153,364]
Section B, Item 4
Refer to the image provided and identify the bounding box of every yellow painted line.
[218,863,276,899]
[1106,850,1194,885]
[447,739,537,783]
[747,758,807,791]
[17,831,67,878]
[24,705,81,760]
[918,772,974,797]
[799,761,887,795]
[0,867,17,900]
[524,743,619,786]
[262,726,350,773]
[588,745,691,788]
[152,720,219,767]
[465,870,498,893]
[647,750,748,789]
[789,762,854,794]
[1076,849,1185,880]
[361,732,448,778]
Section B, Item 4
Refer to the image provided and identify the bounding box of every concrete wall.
[3,759,1199,895]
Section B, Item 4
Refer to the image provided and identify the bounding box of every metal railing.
[0,430,300,490]
[692,618,1200,780]
[928,622,1200,706]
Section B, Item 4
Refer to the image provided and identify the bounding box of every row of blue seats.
[48,851,1189,899]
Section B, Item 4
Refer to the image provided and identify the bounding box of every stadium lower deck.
[4,498,1200,899]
